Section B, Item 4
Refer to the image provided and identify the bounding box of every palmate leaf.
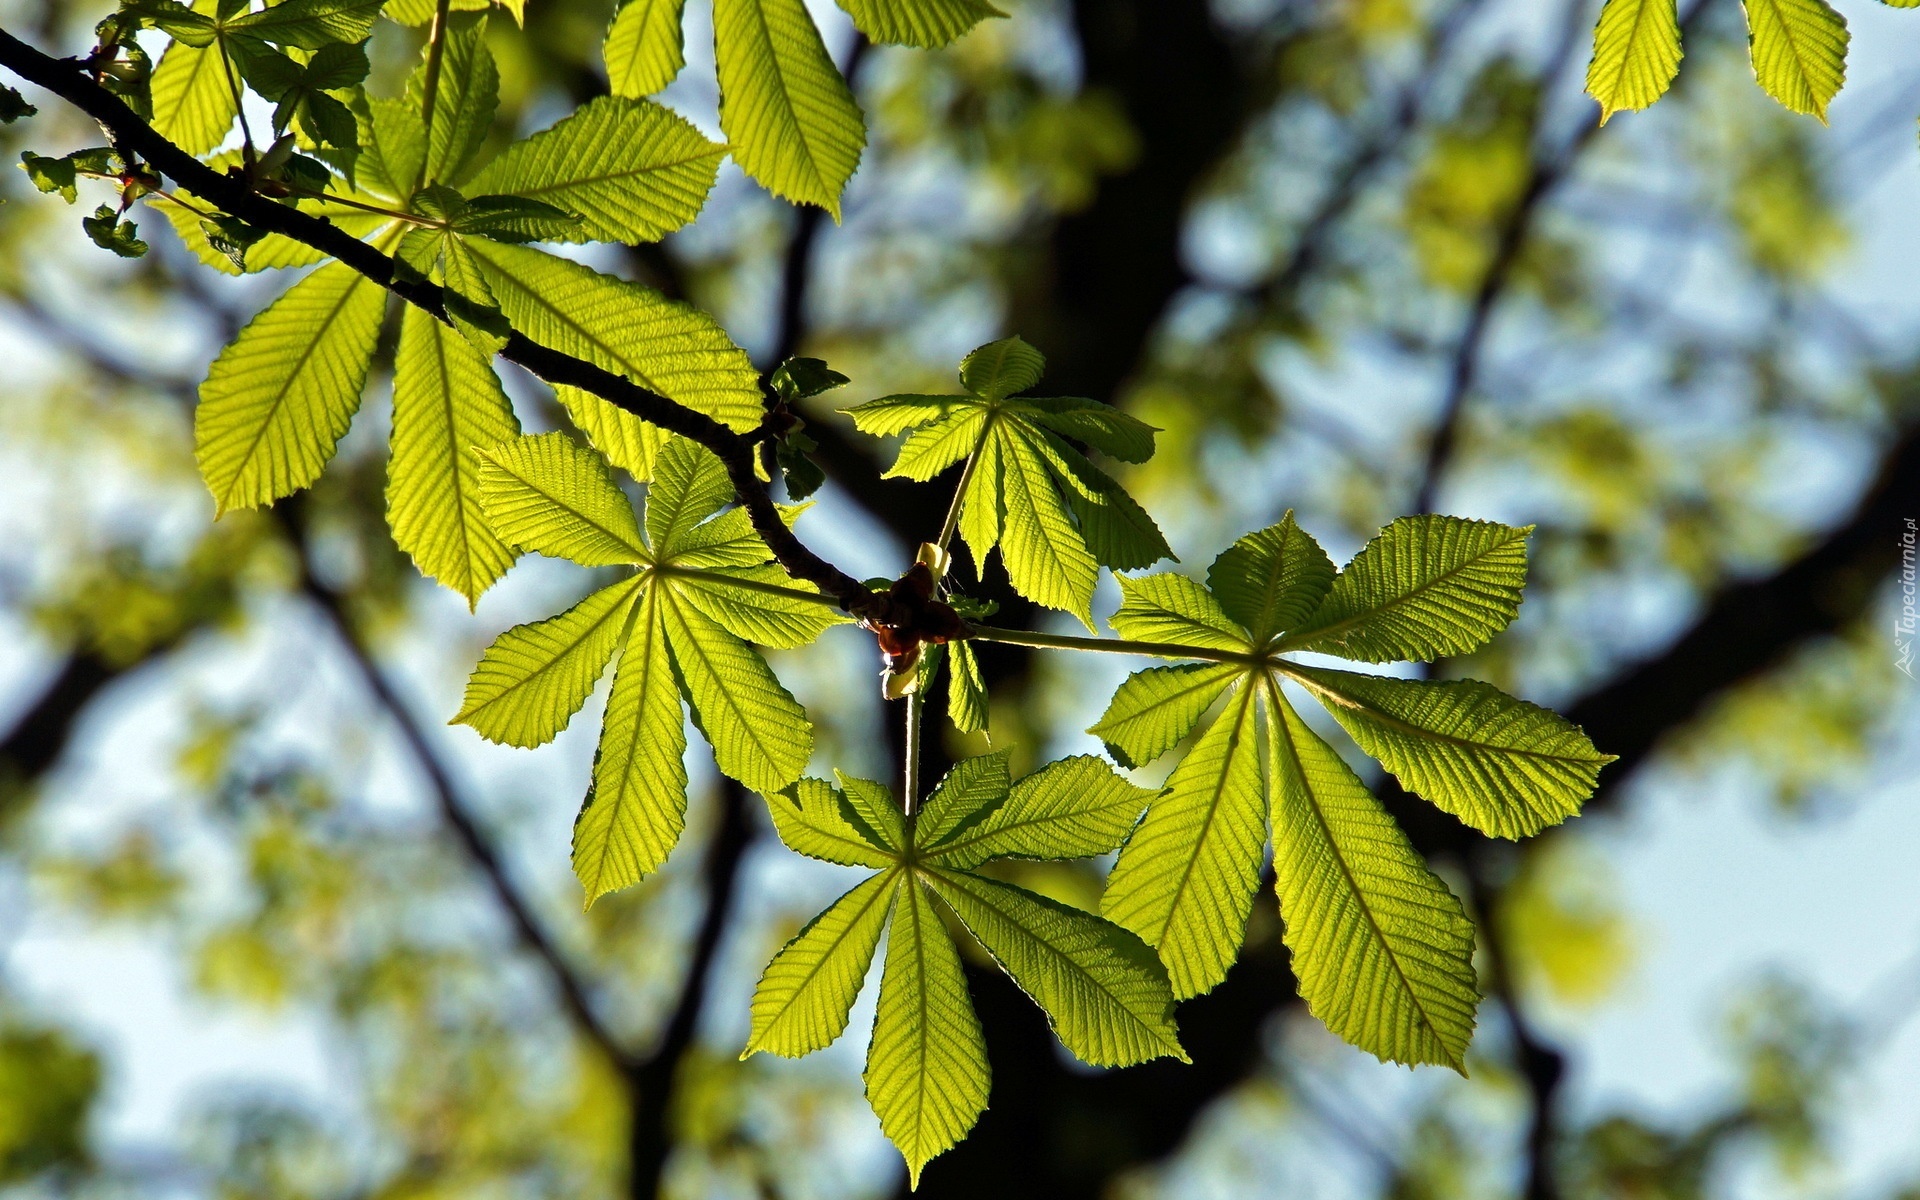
[195,259,386,512]
[605,0,689,97]
[843,337,1170,628]
[1087,512,1609,1061]
[1585,0,1684,122]
[466,240,764,432]
[1743,0,1848,121]
[464,96,725,244]
[713,0,866,217]
[149,0,236,155]
[405,12,497,186]
[387,303,521,605]
[746,759,1178,1183]
[1265,684,1478,1069]
[837,0,1003,48]
[1278,514,1531,663]
[460,435,827,904]
[1286,666,1615,840]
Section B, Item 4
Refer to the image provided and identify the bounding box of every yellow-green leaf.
[455,575,645,747]
[713,0,867,217]
[835,0,1003,47]
[1743,0,1848,121]
[195,261,386,512]
[475,432,651,566]
[748,869,896,1057]
[605,0,689,97]
[1585,0,1684,122]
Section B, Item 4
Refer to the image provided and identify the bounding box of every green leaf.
[1279,515,1531,663]
[959,335,1043,400]
[605,0,688,98]
[1102,683,1263,999]
[911,749,1012,849]
[646,435,735,553]
[467,240,765,431]
[663,591,812,792]
[767,778,896,868]
[835,0,1002,47]
[465,96,725,244]
[884,407,987,482]
[1206,512,1336,644]
[1266,687,1478,1070]
[225,0,382,48]
[1288,666,1614,839]
[1088,662,1241,769]
[474,431,650,566]
[1585,0,1684,122]
[924,867,1186,1067]
[154,186,389,275]
[865,877,989,1187]
[837,773,908,855]
[199,215,267,270]
[364,94,426,200]
[946,639,988,734]
[841,393,971,437]
[1045,437,1170,572]
[747,869,896,1056]
[924,755,1152,868]
[556,388,668,481]
[1017,395,1158,464]
[0,85,35,124]
[19,152,79,202]
[149,1,237,155]
[998,427,1100,627]
[667,503,794,568]
[387,303,521,605]
[454,574,645,746]
[1110,572,1249,651]
[770,356,850,400]
[669,565,843,648]
[194,260,385,512]
[713,0,866,217]
[1743,0,1848,121]
[405,12,496,185]
[576,587,689,901]
[82,205,148,257]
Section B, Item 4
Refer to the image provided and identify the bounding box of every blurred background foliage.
[0,0,1917,1196]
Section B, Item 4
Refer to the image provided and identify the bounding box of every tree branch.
[0,28,874,613]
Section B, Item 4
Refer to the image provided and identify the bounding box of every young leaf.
[922,754,1153,868]
[844,338,1167,626]
[0,85,35,123]
[194,260,386,512]
[750,763,1182,1180]
[466,240,765,431]
[662,589,813,793]
[1266,686,1478,1070]
[748,869,897,1057]
[946,639,988,734]
[605,0,689,98]
[464,96,725,244]
[835,0,1003,48]
[82,205,149,257]
[1089,661,1241,769]
[1206,512,1335,643]
[455,574,645,747]
[406,12,496,185]
[475,432,651,565]
[713,0,866,217]
[387,304,521,605]
[1102,684,1264,1000]
[1743,0,1848,121]
[1278,515,1531,663]
[576,586,689,901]
[1585,0,1684,122]
[149,0,237,155]
[1287,666,1614,839]
[865,876,989,1188]
[224,0,383,48]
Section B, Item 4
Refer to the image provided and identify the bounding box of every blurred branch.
[293,550,636,1073]
[1411,0,1715,513]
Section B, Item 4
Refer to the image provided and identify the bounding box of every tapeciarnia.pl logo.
[1898,517,1916,679]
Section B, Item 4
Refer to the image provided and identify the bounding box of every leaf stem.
[902,689,922,820]
[964,623,1266,666]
